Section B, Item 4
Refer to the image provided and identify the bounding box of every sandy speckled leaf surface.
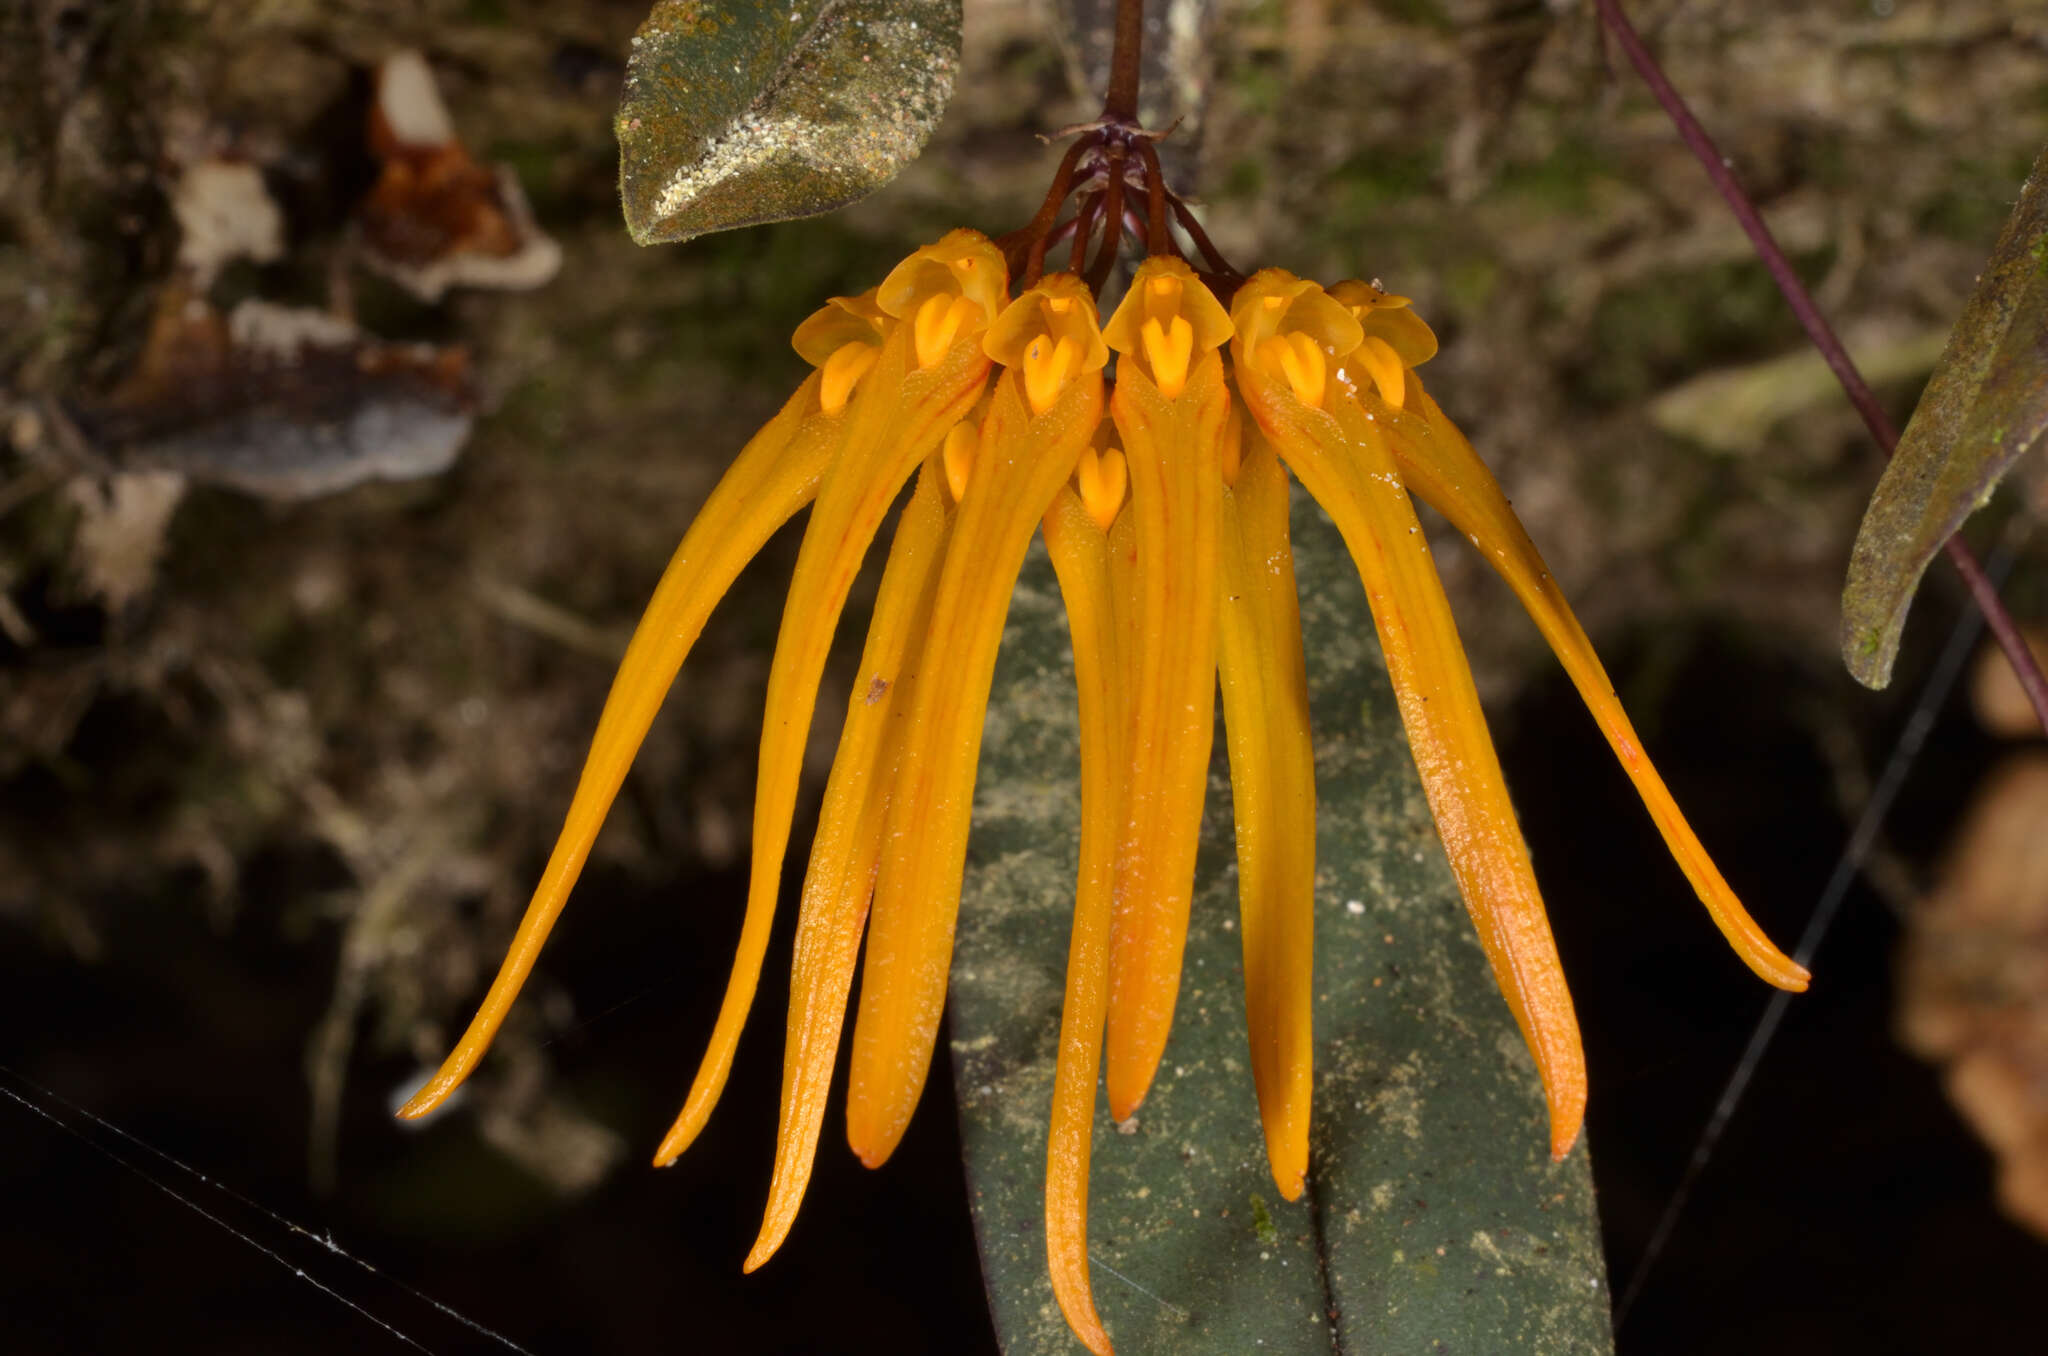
[1843,142,2048,688]
[951,491,1613,1354]
[616,0,960,245]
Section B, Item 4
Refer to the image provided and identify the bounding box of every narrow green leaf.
[1842,143,2048,688]
[952,494,1613,1354]
[615,0,961,246]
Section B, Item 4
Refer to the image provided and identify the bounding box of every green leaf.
[1841,143,2048,688]
[615,0,961,246]
[951,494,1614,1354]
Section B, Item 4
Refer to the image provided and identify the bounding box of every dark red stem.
[1592,0,2048,734]
[1136,139,1173,256]
[1020,138,1091,288]
[1087,152,1128,291]
[1104,0,1145,124]
[1170,196,1236,281]
[1069,194,1103,276]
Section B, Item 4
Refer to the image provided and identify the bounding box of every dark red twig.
[1087,150,1129,291]
[1136,139,1172,257]
[1592,0,2048,734]
[1103,0,1145,124]
[1019,138,1091,288]
[1068,194,1103,277]
[1169,196,1237,281]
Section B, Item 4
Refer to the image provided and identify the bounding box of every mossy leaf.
[1842,143,2048,688]
[615,1,960,246]
[951,493,1614,1354]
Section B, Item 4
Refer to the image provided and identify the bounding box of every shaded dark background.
[5,1,2048,1352]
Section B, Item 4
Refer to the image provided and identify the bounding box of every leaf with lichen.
[1842,143,2048,688]
[615,0,961,246]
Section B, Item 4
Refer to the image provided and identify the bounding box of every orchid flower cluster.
[396,221,1808,1352]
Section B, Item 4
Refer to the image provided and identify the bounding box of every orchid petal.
[1216,432,1317,1200]
[1039,482,1127,1356]
[663,260,1002,1156]
[1234,295,1586,1159]
[846,342,1104,1167]
[736,459,955,1267]
[1101,351,1229,1121]
[397,368,844,1120]
[1373,377,1807,993]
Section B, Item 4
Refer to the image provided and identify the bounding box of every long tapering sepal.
[661,233,1008,1158]
[1098,258,1234,1121]
[398,365,849,1120]
[1233,270,1586,1159]
[846,275,1107,1167]
[1216,431,1318,1200]
[735,460,955,1267]
[1370,378,1807,993]
[1039,480,1129,1356]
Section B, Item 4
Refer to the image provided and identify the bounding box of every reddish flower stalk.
[1592,0,2048,735]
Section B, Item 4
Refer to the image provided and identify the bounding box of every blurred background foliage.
[3,1,2047,1351]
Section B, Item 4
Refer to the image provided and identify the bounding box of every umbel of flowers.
[397,224,1809,1353]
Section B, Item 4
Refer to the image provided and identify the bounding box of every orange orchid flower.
[399,232,1806,1356]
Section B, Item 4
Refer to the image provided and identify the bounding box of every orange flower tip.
[742,1219,794,1273]
[1550,1126,1582,1164]
[1770,959,1812,993]
[943,419,978,501]
[1353,335,1406,409]
[1076,444,1127,531]
[818,340,879,414]
[1274,1168,1306,1203]
[1102,255,1231,394]
[879,230,1008,343]
[1258,332,1329,408]
[1024,333,1081,414]
[987,272,1109,411]
[651,1123,696,1168]
[1228,271,1362,383]
[1219,402,1245,487]
[913,291,983,369]
[1547,1102,1586,1162]
[791,290,888,366]
[1328,278,1439,369]
[1139,316,1194,398]
[395,1074,458,1120]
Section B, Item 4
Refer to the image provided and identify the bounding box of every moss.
[1233,54,1287,119]
[1486,136,1611,216]
[1374,0,1455,32]
[1443,255,1501,319]
[1249,1194,1279,1247]
[1221,155,1266,201]
[1325,144,1441,228]
[1573,253,1822,409]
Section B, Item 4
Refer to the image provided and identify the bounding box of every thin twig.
[1136,139,1172,257]
[1102,0,1146,124]
[1169,196,1237,280]
[1069,194,1103,277]
[1592,0,2048,735]
[1087,149,1128,292]
[1021,138,1091,289]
